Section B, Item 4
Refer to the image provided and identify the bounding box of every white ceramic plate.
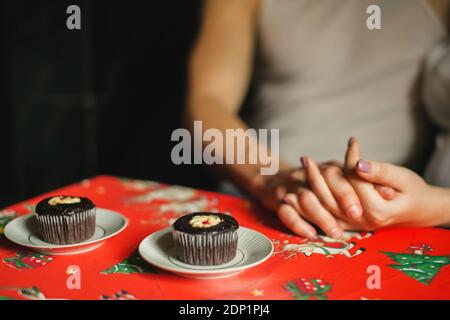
[138,227,274,279]
[4,208,128,255]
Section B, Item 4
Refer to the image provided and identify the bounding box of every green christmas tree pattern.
[101,250,158,274]
[383,244,450,285]
[285,278,331,300]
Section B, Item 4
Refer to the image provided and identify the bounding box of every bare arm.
[185,0,290,196]
[184,0,372,239]
[184,0,366,240]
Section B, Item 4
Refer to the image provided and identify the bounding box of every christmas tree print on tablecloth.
[0,210,16,235]
[3,252,53,270]
[101,250,157,274]
[383,244,450,285]
[285,278,331,300]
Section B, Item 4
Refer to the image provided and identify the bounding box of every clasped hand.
[257,137,437,239]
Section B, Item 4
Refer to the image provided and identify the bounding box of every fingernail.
[304,228,316,239]
[381,186,395,199]
[348,136,355,147]
[356,159,370,173]
[329,227,342,239]
[348,204,362,219]
[300,156,308,169]
[281,196,295,207]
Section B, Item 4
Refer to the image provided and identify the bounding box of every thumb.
[345,137,396,200]
[345,137,379,195]
[355,159,411,192]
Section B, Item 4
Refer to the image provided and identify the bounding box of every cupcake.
[35,196,96,245]
[172,212,239,266]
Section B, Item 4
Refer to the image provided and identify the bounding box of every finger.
[301,156,342,217]
[323,160,344,168]
[289,168,306,183]
[296,188,343,239]
[355,159,411,192]
[344,138,396,200]
[375,184,397,200]
[322,157,396,201]
[344,137,382,205]
[336,219,365,231]
[320,163,363,220]
[278,196,317,239]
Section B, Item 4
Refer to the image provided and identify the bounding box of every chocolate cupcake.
[35,196,96,245]
[172,212,239,266]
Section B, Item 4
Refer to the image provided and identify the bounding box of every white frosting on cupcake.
[189,215,223,228]
[48,196,81,206]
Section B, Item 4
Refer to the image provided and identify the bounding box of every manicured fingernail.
[281,196,295,207]
[348,136,355,147]
[356,159,370,173]
[348,204,362,218]
[329,227,342,239]
[300,156,308,169]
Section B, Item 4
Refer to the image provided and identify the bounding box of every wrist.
[248,159,290,194]
[248,171,269,199]
[426,186,450,227]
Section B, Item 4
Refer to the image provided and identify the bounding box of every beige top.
[423,40,450,186]
[249,0,446,168]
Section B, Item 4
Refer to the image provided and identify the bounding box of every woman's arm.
[185,0,367,239]
[185,0,279,195]
[427,186,450,228]
[303,138,450,229]
[346,139,450,229]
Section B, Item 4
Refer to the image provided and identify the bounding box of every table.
[0,175,449,300]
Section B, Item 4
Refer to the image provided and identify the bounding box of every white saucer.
[138,227,273,279]
[4,208,128,255]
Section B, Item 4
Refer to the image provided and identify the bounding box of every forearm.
[184,99,290,197]
[412,185,450,228]
[184,0,285,197]
[429,186,450,228]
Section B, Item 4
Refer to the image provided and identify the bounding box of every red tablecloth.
[0,175,449,300]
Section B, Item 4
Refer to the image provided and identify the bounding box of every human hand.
[343,138,448,228]
[253,160,366,239]
[299,139,396,226]
[284,156,395,238]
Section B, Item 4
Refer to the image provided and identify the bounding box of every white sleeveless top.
[249,0,446,168]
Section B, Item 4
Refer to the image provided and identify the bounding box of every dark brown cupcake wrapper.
[173,228,238,266]
[35,208,96,245]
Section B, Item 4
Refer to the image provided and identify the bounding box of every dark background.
[0,0,217,207]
